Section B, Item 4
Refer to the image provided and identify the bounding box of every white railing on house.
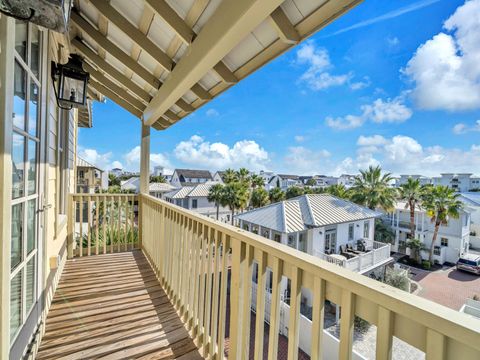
[140,194,480,359]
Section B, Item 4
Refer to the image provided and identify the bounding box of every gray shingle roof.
[175,169,213,180]
[235,194,381,233]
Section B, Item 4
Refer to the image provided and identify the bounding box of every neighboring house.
[459,192,480,250]
[110,167,123,177]
[396,174,433,187]
[317,175,339,186]
[170,169,213,187]
[149,182,176,199]
[383,201,471,264]
[338,174,356,188]
[432,173,480,192]
[76,157,107,193]
[120,177,140,192]
[235,194,391,350]
[153,165,164,177]
[165,182,230,222]
[268,174,302,190]
[212,171,226,183]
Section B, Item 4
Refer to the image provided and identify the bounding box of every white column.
[139,123,150,194]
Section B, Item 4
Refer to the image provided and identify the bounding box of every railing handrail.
[140,194,480,356]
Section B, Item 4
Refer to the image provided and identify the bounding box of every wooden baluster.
[311,277,326,360]
[203,228,214,357]
[240,244,254,359]
[268,257,283,360]
[182,216,192,320]
[95,196,99,255]
[102,196,106,254]
[117,196,122,253]
[217,235,230,358]
[197,224,207,346]
[79,195,83,257]
[426,329,445,360]
[87,196,92,256]
[191,220,200,336]
[254,252,268,360]
[339,290,355,360]
[376,306,394,360]
[209,230,222,358]
[109,196,114,253]
[177,214,186,311]
[67,195,74,258]
[184,218,194,324]
[288,266,303,360]
[131,196,135,248]
[125,196,129,251]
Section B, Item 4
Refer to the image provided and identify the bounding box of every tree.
[286,186,304,199]
[108,173,120,187]
[250,188,270,208]
[350,165,397,211]
[250,174,265,189]
[269,187,285,203]
[406,238,423,264]
[223,168,237,184]
[220,182,249,225]
[237,168,251,186]
[150,175,166,183]
[325,184,350,200]
[306,178,317,186]
[398,178,423,239]
[207,183,224,220]
[422,186,463,262]
[374,219,395,244]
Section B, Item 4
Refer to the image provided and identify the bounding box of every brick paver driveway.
[409,266,480,310]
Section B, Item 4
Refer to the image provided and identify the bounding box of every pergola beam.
[144,0,284,125]
[72,38,152,103]
[83,62,146,111]
[145,0,194,44]
[213,62,238,84]
[88,79,143,118]
[270,7,300,44]
[71,11,161,89]
[88,0,173,72]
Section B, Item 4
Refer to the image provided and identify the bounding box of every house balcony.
[35,193,480,359]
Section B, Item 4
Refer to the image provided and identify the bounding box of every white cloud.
[124,146,173,173]
[404,0,480,110]
[453,120,480,134]
[350,76,371,90]
[387,36,400,46]
[173,135,269,171]
[295,41,351,91]
[326,97,412,130]
[283,146,331,174]
[294,135,305,143]
[206,109,219,117]
[334,134,480,176]
[78,148,114,170]
[111,160,123,169]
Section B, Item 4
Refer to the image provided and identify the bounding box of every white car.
[456,254,480,275]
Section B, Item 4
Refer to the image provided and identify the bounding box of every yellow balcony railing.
[67,193,139,257]
[140,194,480,359]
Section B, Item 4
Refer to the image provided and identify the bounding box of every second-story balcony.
[35,193,480,359]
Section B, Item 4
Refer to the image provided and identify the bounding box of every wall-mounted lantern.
[51,55,89,110]
[0,0,73,33]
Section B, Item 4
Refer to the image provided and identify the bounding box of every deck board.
[37,251,202,360]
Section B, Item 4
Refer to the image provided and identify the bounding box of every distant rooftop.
[77,157,102,171]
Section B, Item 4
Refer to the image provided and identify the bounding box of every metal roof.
[236,194,381,233]
[166,186,194,199]
[77,157,102,170]
[58,0,362,130]
[174,169,213,180]
[165,182,220,199]
[149,182,176,192]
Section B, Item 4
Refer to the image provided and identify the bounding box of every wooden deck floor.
[37,251,203,360]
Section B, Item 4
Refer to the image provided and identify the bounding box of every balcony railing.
[139,194,480,359]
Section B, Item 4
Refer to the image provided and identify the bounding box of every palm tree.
[237,168,251,186]
[250,188,270,208]
[207,183,224,220]
[223,168,237,184]
[398,178,423,239]
[422,186,463,263]
[286,186,304,199]
[269,187,285,203]
[350,165,397,211]
[326,184,350,200]
[250,174,265,189]
[221,182,249,225]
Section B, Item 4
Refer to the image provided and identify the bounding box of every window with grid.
[441,237,448,247]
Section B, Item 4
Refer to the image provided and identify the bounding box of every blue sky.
[79,0,480,176]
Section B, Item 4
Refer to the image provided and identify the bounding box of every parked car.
[456,254,480,275]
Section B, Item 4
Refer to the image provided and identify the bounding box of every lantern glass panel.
[59,72,86,106]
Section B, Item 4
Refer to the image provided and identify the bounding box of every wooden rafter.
[270,7,300,44]
[143,0,284,125]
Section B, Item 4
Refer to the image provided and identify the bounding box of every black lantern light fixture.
[51,54,89,110]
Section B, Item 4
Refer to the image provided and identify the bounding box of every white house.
[432,173,480,192]
[268,174,302,190]
[149,182,176,199]
[396,174,433,187]
[110,167,123,177]
[384,201,471,264]
[212,171,225,183]
[338,174,356,188]
[165,182,231,222]
[120,176,140,192]
[170,169,213,187]
[153,165,164,177]
[459,192,480,250]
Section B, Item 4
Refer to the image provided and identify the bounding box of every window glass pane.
[29,82,39,137]
[30,26,40,79]
[27,200,36,254]
[26,256,36,313]
[13,61,27,130]
[28,140,37,195]
[11,204,23,270]
[10,270,23,342]
[15,20,27,61]
[12,133,25,199]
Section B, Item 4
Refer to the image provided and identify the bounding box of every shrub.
[422,260,431,270]
[385,267,410,292]
[354,316,370,334]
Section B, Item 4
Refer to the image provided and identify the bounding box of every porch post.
[139,122,150,249]
[0,14,15,358]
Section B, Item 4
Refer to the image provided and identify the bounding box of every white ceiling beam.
[71,11,161,89]
[269,7,300,44]
[144,0,284,125]
[145,0,195,44]
[88,0,173,72]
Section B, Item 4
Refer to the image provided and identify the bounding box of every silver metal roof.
[236,194,381,233]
